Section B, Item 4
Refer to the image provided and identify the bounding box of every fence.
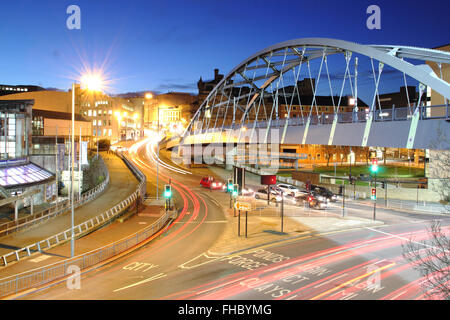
[0,156,110,238]
[0,152,167,298]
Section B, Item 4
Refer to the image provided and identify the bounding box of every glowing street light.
[70,72,104,258]
[81,73,104,92]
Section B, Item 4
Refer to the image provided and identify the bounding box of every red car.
[200,177,225,190]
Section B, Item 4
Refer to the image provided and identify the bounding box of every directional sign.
[234,201,252,211]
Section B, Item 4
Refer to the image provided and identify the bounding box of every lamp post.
[70,72,104,257]
[71,83,75,257]
[156,105,160,200]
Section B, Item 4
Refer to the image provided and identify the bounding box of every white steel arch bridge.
[180,38,450,151]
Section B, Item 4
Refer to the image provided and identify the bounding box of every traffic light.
[371,188,376,200]
[370,158,379,174]
[232,184,239,198]
[308,195,313,202]
[227,179,233,192]
[164,184,172,199]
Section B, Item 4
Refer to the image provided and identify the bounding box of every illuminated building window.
[93,120,97,126]
[88,110,92,116]
[93,110,97,117]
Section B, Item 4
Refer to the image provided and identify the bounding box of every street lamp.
[69,73,104,258]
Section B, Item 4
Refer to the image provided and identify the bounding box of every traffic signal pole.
[373,172,377,220]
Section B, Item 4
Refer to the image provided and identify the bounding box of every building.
[144,92,197,134]
[377,86,418,109]
[0,84,45,97]
[426,44,450,117]
[31,109,92,156]
[0,86,142,144]
[197,69,224,107]
[0,100,56,210]
[0,89,73,113]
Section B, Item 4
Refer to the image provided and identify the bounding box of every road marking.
[113,273,167,292]
[196,277,246,296]
[310,262,395,300]
[389,290,407,300]
[173,220,227,224]
[179,252,221,269]
[365,227,449,252]
[122,262,159,272]
[313,273,348,289]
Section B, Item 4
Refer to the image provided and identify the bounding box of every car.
[273,187,298,204]
[241,187,255,197]
[276,183,302,197]
[294,192,328,209]
[311,185,338,202]
[200,177,225,190]
[254,188,282,202]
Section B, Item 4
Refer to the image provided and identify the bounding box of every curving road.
[18,138,450,300]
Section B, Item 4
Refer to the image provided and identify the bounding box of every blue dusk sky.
[0,0,448,97]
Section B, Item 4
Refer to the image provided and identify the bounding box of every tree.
[402,220,450,300]
[427,124,450,212]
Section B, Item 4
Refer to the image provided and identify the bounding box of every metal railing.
[0,152,165,298]
[0,156,110,238]
[0,152,146,267]
[199,104,449,134]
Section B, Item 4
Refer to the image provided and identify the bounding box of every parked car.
[254,188,282,202]
[311,185,338,202]
[200,177,225,190]
[276,183,302,197]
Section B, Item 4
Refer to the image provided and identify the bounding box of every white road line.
[173,220,227,224]
[113,273,167,292]
[365,227,449,252]
[178,252,224,269]
[389,290,407,300]
[314,273,349,289]
[195,277,246,295]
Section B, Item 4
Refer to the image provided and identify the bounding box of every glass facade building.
[0,100,33,162]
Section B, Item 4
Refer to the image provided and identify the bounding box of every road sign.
[261,175,276,185]
[234,201,252,211]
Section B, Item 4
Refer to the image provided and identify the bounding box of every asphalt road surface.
[17,139,450,300]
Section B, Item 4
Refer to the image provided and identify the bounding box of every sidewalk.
[203,189,383,255]
[0,152,138,258]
